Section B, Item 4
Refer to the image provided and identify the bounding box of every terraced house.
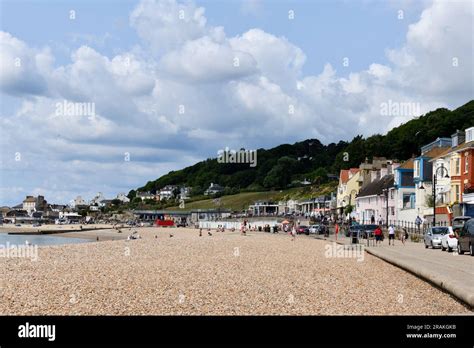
[336,168,359,216]
[457,127,474,216]
[393,158,417,223]
[420,127,474,223]
[413,137,452,224]
[354,160,399,225]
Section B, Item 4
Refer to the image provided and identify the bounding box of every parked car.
[363,224,379,239]
[452,216,471,230]
[424,226,449,249]
[440,226,456,251]
[457,218,474,256]
[345,225,358,237]
[308,225,320,234]
[344,224,377,239]
[297,225,309,235]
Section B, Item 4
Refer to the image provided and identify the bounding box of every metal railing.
[387,220,449,236]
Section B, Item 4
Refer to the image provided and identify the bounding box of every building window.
[465,155,469,173]
[454,157,460,175]
[466,127,474,143]
[455,185,460,202]
[402,193,415,209]
[414,160,420,177]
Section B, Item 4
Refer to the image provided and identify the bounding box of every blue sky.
[0,0,472,206]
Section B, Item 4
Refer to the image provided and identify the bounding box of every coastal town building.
[249,201,278,216]
[0,206,11,218]
[204,183,224,196]
[336,168,359,216]
[393,159,417,223]
[414,138,451,224]
[22,195,47,216]
[159,185,177,200]
[355,174,396,225]
[90,192,106,206]
[115,193,130,203]
[136,191,158,201]
[449,130,465,207]
[358,157,396,188]
[457,127,474,216]
[70,196,88,209]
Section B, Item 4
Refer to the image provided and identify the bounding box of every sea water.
[0,233,92,246]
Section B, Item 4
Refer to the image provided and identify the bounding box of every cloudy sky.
[0,0,472,206]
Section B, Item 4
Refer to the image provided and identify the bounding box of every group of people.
[371,224,409,246]
[127,231,141,240]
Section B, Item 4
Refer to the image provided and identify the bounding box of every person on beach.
[199,228,202,237]
[240,222,246,236]
[291,225,296,241]
[374,225,382,246]
[388,225,395,245]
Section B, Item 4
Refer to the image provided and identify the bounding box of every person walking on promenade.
[371,215,375,224]
[374,225,383,246]
[415,215,422,233]
[291,225,296,241]
[388,224,395,245]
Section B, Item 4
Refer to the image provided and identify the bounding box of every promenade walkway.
[315,232,474,309]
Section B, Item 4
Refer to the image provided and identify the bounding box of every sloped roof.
[419,146,450,159]
[454,140,474,152]
[339,168,359,184]
[357,174,394,198]
[428,147,454,161]
[398,158,415,169]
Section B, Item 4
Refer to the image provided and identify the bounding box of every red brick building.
[458,127,474,199]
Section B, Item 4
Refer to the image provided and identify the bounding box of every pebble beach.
[0,228,471,315]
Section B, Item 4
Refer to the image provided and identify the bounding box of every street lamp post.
[421,166,449,227]
[383,188,389,228]
[432,166,450,227]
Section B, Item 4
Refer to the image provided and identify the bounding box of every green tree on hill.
[131,100,474,198]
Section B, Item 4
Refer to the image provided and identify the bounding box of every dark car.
[453,216,471,230]
[345,224,359,237]
[349,224,378,239]
[457,218,474,256]
[297,225,309,235]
